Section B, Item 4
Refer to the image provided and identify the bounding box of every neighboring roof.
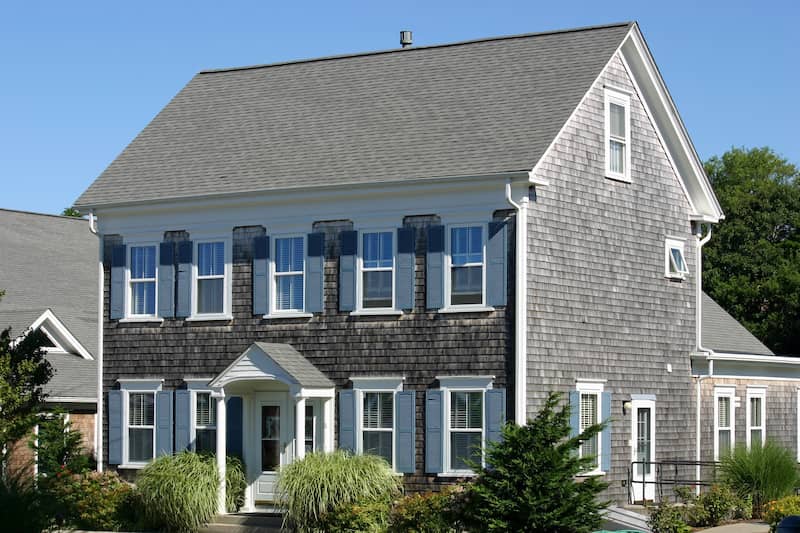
[75,22,633,209]
[45,353,97,402]
[253,342,334,388]
[0,209,98,356]
[702,292,774,356]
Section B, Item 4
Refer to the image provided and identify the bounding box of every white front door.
[631,398,656,503]
[254,393,287,503]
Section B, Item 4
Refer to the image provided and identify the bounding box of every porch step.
[604,505,651,532]
[201,513,283,533]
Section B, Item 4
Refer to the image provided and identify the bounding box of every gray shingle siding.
[527,53,697,503]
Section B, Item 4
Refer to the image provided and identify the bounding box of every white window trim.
[304,401,318,454]
[576,380,605,475]
[439,375,493,476]
[119,380,163,468]
[746,386,766,450]
[190,237,232,320]
[630,397,656,480]
[604,88,632,182]
[443,223,487,312]
[714,386,736,461]
[125,243,159,319]
[352,377,403,471]
[191,390,217,453]
[268,233,307,317]
[665,237,689,280]
[355,228,396,313]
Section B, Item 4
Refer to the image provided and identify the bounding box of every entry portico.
[208,342,335,513]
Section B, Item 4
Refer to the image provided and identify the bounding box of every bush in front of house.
[226,454,247,513]
[388,486,463,533]
[136,451,220,532]
[764,495,800,532]
[0,468,54,533]
[647,503,692,533]
[319,500,391,533]
[461,391,608,532]
[720,440,799,517]
[276,450,402,533]
[685,484,746,527]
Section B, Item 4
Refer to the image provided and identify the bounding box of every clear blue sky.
[1,0,797,215]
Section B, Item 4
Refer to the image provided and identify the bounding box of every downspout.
[505,179,528,426]
[88,211,104,473]
[694,222,713,493]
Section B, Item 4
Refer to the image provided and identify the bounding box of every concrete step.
[200,513,283,533]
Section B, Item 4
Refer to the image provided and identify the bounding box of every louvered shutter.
[425,389,444,473]
[396,227,415,310]
[109,244,126,319]
[487,221,508,306]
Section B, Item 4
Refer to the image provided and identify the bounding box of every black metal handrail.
[627,460,721,504]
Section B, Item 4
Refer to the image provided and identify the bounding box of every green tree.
[33,412,92,478]
[704,147,800,354]
[61,207,81,217]
[463,392,609,532]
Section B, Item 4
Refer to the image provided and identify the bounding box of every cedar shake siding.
[527,53,698,503]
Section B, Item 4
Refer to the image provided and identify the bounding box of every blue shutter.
[306,232,325,313]
[487,221,508,307]
[226,396,243,459]
[252,236,269,316]
[569,390,580,439]
[175,390,191,452]
[156,390,174,456]
[338,390,355,452]
[108,390,123,465]
[425,389,444,473]
[485,388,506,445]
[426,226,444,310]
[157,242,175,318]
[109,244,126,320]
[396,227,415,311]
[175,241,193,318]
[395,391,416,473]
[339,231,357,311]
[601,391,612,472]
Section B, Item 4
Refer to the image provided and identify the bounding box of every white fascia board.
[26,309,93,360]
[710,353,800,366]
[46,396,98,404]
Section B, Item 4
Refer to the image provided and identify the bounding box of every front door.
[254,393,287,503]
[631,398,656,503]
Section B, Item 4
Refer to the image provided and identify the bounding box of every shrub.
[388,487,462,533]
[136,451,220,532]
[462,392,609,532]
[276,450,402,533]
[226,455,247,513]
[685,484,738,526]
[46,467,134,531]
[721,440,799,517]
[648,503,691,533]
[33,411,93,478]
[320,500,391,532]
[0,469,53,533]
[765,495,800,532]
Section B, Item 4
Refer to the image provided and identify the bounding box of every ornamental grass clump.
[136,452,220,533]
[276,450,402,533]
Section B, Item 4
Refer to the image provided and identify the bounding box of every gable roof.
[702,292,773,356]
[75,23,634,209]
[210,342,334,389]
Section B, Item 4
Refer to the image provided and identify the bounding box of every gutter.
[88,211,104,473]
[693,222,712,493]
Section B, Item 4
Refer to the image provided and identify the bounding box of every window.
[604,89,631,181]
[274,236,304,312]
[197,242,225,314]
[128,392,155,463]
[129,245,157,316]
[360,231,393,309]
[195,392,217,453]
[448,225,484,306]
[665,238,688,279]
[449,391,483,471]
[746,388,766,449]
[305,404,315,454]
[362,392,393,465]
[714,387,735,460]
[580,392,600,468]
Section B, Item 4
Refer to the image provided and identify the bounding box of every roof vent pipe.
[400,30,412,48]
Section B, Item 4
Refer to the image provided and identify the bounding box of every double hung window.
[362,392,393,465]
[129,246,156,316]
[746,388,766,449]
[361,232,393,309]
[128,392,155,463]
[605,89,631,181]
[194,392,217,453]
[197,242,225,314]
[274,236,304,312]
[449,391,483,471]
[580,392,600,468]
[449,226,484,306]
[715,387,735,460]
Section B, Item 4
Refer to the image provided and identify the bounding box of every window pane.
[363,271,393,308]
[129,393,154,426]
[198,278,224,314]
[670,248,687,273]
[132,281,156,315]
[363,431,392,465]
[363,392,393,429]
[751,429,762,448]
[261,440,279,471]
[276,274,304,310]
[636,408,651,475]
[131,246,156,279]
[451,391,482,430]
[196,429,217,453]
[129,428,153,462]
[718,397,730,427]
[451,266,482,305]
[450,432,481,470]
[750,397,762,426]
[261,405,281,472]
[610,140,625,174]
[198,242,224,276]
[610,102,626,138]
[196,393,216,426]
[305,405,314,453]
[719,429,731,457]
[451,227,482,266]
[276,237,304,273]
[363,232,392,269]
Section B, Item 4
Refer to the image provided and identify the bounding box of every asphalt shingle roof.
[75,22,633,208]
[45,353,97,400]
[254,342,334,388]
[702,292,774,356]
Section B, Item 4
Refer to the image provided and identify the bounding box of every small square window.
[665,238,688,279]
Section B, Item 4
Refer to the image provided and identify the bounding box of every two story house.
[75,22,740,513]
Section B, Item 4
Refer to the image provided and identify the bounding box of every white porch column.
[295,396,306,460]
[215,390,227,515]
[323,396,335,452]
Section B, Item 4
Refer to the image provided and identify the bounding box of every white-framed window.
[128,245,158,317]
[445,224,486,308]
[119,379,162,467]
[714,386,736,460]
[604,88,631,182]
[273,235,305,313]
[305,404,316,454]
[194,391,217,454]
[665,238,689,279]
[352,377,402,469]
[577,381,604,473]
[358,231,394,310]
[746,387,766,449]
[439,376,492,475]
[195,241,226,315]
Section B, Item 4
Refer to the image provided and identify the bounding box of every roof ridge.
[0,207,86,221]
[199,21,634,75]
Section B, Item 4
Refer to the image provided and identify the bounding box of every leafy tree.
[463,392,609,532]
[61,207,81,217]
[704,147,800,354]
[32,412,92,478]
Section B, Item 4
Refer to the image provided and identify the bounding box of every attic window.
[665,238,688,279]
[604,88,631,182]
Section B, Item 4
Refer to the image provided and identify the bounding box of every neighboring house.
[72,21,789,515]
[0,209,98,476]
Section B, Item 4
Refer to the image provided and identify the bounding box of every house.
[0,209,98,476]
[73,21,790,515]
